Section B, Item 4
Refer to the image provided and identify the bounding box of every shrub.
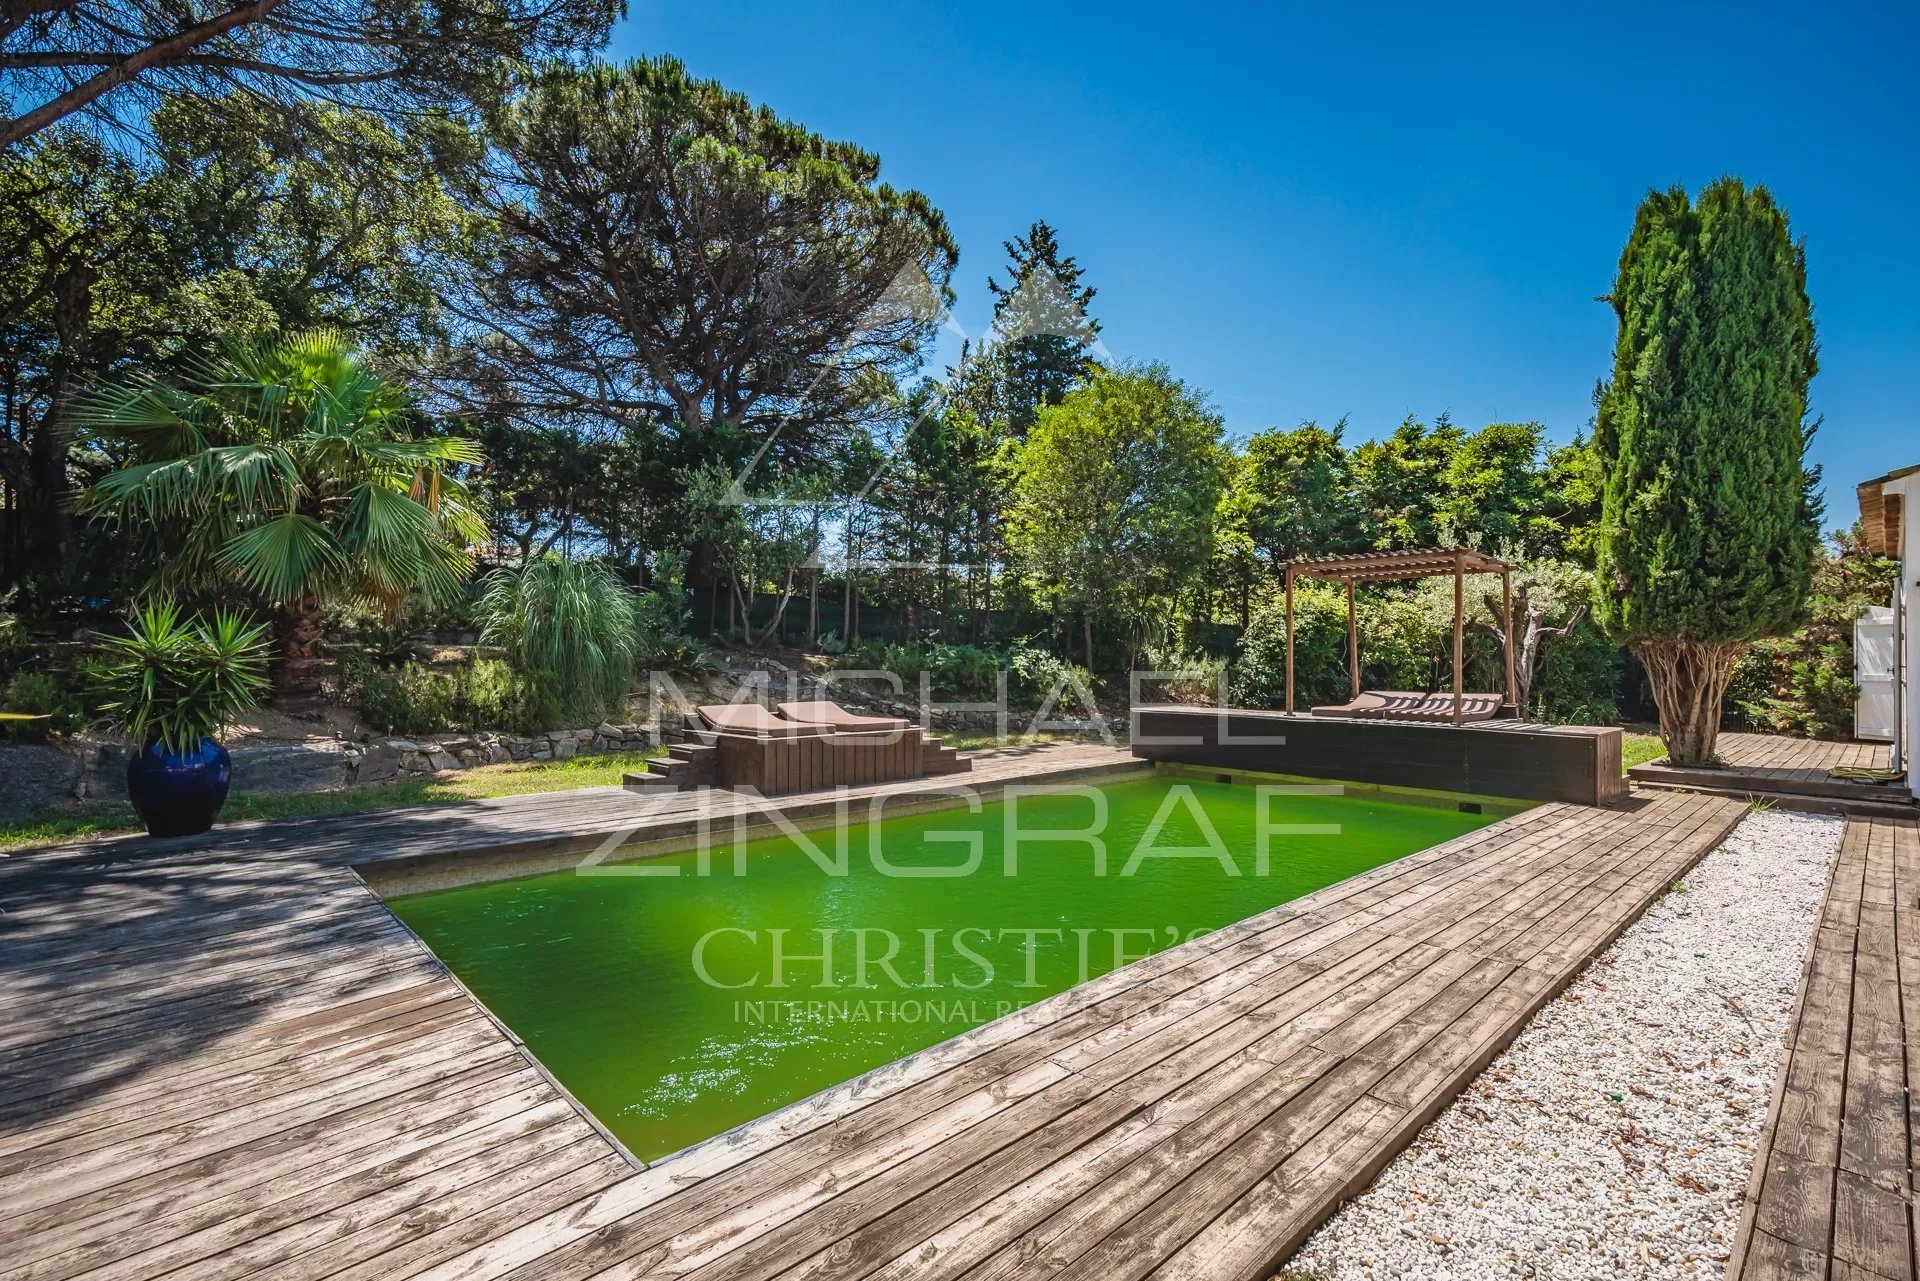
[1529,618,1626,723]
[1727,527,1899,738]
[1138,643,1229,704]
[1007,644,1095,707]
[358,663,457,736]
[1,669,89,741]
[476,555,640,724]
[1233,581,1346,709]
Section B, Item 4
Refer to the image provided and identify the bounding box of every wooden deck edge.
[359,757,1153,896]
[1252,794,1751,1278]
[1630,760,1912,804]
[1631,776,1917,821]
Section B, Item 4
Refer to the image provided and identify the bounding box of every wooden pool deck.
[1632,731,1912,818]
[0,744,1752,1280]
[1730,813,1920,1281]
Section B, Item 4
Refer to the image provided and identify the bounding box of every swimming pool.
[386,774,1505,1160]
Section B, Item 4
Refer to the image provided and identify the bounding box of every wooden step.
[920,742,972,775]
[1629,760,1911,804]
[1632,777,1917,820]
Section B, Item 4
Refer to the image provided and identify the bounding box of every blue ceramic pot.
[126,737,232,838]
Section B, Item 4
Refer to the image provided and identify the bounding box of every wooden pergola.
[1283,547,1518,726]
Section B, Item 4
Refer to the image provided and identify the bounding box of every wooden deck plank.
[0,746,1760,1281]
[1731,814,1918,1281]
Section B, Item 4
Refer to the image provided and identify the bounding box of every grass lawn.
[1622,732,1666,771]
[0,748,662,855]
[937,729,1080,753]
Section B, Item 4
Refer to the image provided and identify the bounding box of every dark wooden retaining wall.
[1131,706,1626,806]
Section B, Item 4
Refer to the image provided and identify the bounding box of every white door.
[1856,605,1897,742]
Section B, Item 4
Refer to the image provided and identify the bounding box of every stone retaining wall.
[0,722,658,820]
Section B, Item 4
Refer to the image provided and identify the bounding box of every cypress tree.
[985,221,1100,434]
[1593,177,1821,764]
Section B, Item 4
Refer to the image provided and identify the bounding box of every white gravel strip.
[1284,807,1844,1281]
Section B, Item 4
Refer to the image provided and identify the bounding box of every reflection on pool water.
[387,775,1503,1160]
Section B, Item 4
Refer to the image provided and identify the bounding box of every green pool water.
[387,775,1499,1159]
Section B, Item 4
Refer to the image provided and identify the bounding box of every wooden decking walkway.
[1730,813,1920,1281]
[1632,732,1910,818]
[0,746,1747,1281]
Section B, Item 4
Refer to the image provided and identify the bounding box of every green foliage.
[1728,527,1900,738]
[91,602,270,753]
[1529,619,1626,723]
[983,221,1100,433]
[357,662,456,735]
[1349,416,1464,549]
[1,669,88,740]
[147,94,475,352]
[1006,645,1096,705]
[1593,177,1821,645]
[1228,422,1358,572]
[1006,363,1227,668]
[352,657,564,736]
[1233,581,1349,709]
[459,55,956,455]
[476,555,639,724]
[682,463,831,646]
[78,328,486,617]
[1138,643,1230,704]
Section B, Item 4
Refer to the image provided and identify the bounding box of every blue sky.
[615,2,1918,522]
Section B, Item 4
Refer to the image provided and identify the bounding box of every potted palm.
[94,603,270,838]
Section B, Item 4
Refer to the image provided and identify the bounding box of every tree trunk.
[1083,612,1095,673]
[273,594,326,704]
[1635,638,1744,765]
[33,263,92,585]
[807,565,819,648]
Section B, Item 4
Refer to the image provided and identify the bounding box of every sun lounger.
[1395,692,1505,723]
[697,703,832,737]
[1310,690,1504,722]
[775,700,910,732]
[1310,690,1427,719]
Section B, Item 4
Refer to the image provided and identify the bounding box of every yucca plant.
[476,555,641,724]
[93,603,270,755]
[77,329,485,699]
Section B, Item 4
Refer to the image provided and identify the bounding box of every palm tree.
[78,329,485,700]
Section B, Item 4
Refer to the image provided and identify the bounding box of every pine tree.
[985,221,1099,433]
[1593,177,1821,764]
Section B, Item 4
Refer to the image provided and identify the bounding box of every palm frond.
[219,514,347,603]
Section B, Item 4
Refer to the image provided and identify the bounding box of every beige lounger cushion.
[697,703,832,736]
[775,700,909,731]
[1310,691,1426,719]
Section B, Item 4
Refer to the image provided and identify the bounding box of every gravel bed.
[1283,807,1844,1281]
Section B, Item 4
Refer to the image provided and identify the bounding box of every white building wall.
[1886,474,1920,799]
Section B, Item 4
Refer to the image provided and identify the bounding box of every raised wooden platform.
[0,748,1745,1280]
[1631,731,1913,819]
[1729,813,1920,1281]
[1132,704,1627,806]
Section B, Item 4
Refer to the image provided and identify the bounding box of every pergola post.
[1451,552,1465,726]
[1502,567,1517,716]
[1345,578,1359,699]
[1284,565,1296,715]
